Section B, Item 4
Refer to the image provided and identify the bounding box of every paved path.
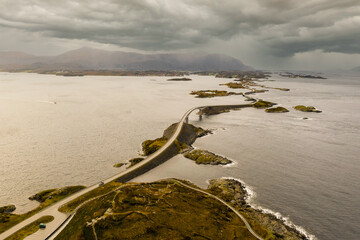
[0,104,252,240]
[172,180,264,240]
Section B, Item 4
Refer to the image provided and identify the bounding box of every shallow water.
[0,72,359,239]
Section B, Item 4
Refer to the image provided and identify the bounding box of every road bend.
[172,180,264,240]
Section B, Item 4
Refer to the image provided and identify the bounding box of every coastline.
[220,177,316,240]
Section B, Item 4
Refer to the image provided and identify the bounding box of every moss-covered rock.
[127,158,145,168]
[273,87,290,91]
[198,104,252,116]
[113,162,127,168]
[207,179,248,206]
[252,100,277,109]
[208,178,307,239]
[190,90,238,98]
[142,137,168,156]
[28,189,57,202]
[265,107,289,113]
[28,186,86,203]
[174,139,192,153]
[293,105,322,113]
[167,77,192,81]
[220,82,247,89]
[184,149,232,165]
[0,205,16,214]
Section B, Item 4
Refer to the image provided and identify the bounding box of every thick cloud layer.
[0,0,359,68]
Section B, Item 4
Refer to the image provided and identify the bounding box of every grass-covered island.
[54,178,306,240]
[190,90,239,98]
[167,77,192,81]
[293,105,322,113]
[252,100,277,109]
[280,72,326,79]
[265,107,289,113]
[184,149,232,165]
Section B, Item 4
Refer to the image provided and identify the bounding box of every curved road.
[173,180,264,240]
[0,104,253,240]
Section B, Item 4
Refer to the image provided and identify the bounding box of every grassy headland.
[55,179,306,240]
[0,186,84,234]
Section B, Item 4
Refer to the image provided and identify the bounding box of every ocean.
[0,72,359,239]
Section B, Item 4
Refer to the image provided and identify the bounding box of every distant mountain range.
[0,47,253,71]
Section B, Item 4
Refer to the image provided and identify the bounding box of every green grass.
[252,100,277,109]
[190,90,237,98]
[174,139,191,153]
[55,180,270,240]
[0,186,85,234]
[113,162,126,168]
[59,182,123,213]
[142,137,168,155]
[0,205,16,214]
[29,186,85,203]
[293,105,322,112]
[55,179,303,240]
[127,157,145,168]
[184,149,232,165]
[221,82,247,89]
[4,215,54,240]
[265,106,289,113]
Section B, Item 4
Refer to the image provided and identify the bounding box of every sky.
[0,0,359,70]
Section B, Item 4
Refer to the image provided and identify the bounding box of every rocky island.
[280,72,326,79]
[190,90,239,98]
[252,100,277,109]
[167,77,192,81]
[293,105,322,113]
[184,149,232,165]
[198,104,253,115]
[265,106,289,113]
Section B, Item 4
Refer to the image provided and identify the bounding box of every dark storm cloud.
[0,0,359,56]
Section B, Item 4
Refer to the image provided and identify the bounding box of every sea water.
[0,72,359,239]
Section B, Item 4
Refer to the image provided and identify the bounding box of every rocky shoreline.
[184,149,233,165]
[208,178,311,240]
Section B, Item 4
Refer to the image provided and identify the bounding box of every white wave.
[218,177,317,240]
[36,100,57,104]
[221,159,238,168]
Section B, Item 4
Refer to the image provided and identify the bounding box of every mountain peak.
[0,48,253,71]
